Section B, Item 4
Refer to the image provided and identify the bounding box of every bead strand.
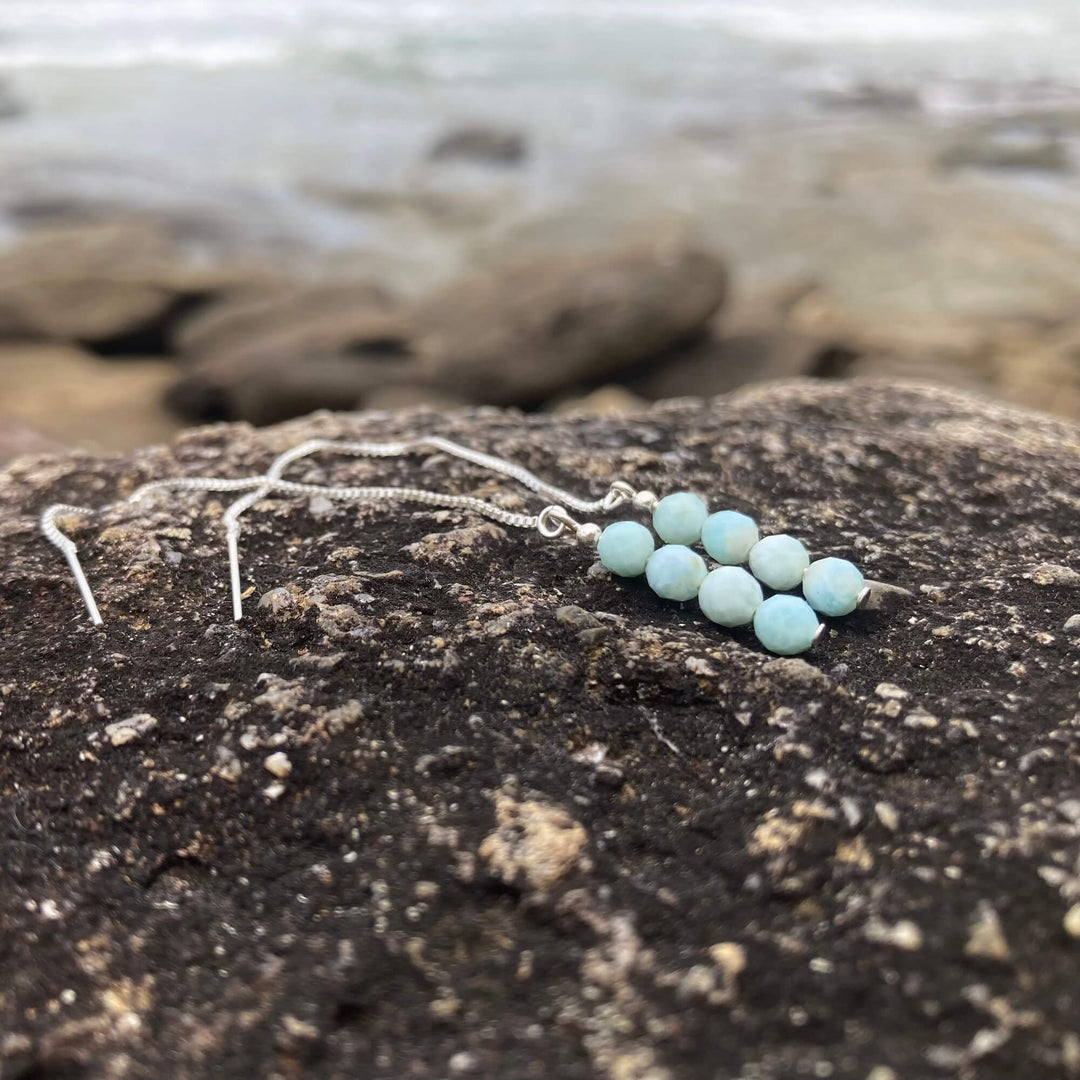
[595,488,868,656]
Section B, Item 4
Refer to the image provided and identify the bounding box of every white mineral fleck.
[264,752,293,778]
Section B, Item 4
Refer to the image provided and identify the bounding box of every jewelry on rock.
[40,437,871,655]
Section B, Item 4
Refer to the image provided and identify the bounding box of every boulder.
[2,381,1080,1078]
[174,280,395,360]
[410,242,728,405]
[0,220,279,352]
[167,284,407,423]
[627,331,841,400]
[165,243,727,423]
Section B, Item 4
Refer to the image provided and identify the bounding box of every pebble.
[264,781,287,801]
[874,801,900,831]
[1064,903,1080,939]
[964,902,1011,962]
[874,683,909,701]
[449,1051,479,1075]
[1064,614,1080,633]
[1027,562,1080,586]
[555,605,602,630]
[264,751,293,778]
[105,713,159,747]
[865,917,923,951]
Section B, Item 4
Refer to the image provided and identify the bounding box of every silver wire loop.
[536,505,580,539]
[40,436,620,626]
[602,480,636,511]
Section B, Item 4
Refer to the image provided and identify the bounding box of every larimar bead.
[597,520,655,577]
[698,566,763,627]
[645,544,707,602]
[748,534,810,591]
[753,594,821,655]
[802,557,864,616]
[652,492,708,545]
[701,510,759,565]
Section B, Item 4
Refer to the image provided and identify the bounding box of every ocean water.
[0,0,1078,281]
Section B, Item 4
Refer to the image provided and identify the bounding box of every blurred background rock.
[1,0,1080,461]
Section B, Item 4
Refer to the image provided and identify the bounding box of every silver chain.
[40,435,643,626]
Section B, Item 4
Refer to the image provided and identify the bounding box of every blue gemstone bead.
[802,556,864,616]
[748,534,810,591]
[645,544,708,602]
[701,510,759,565]
[753,594,821,655]
[652,492,708,545]
[697,566,763,627]
[597,520,655,577]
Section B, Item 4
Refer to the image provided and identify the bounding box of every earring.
[41,441,872,657]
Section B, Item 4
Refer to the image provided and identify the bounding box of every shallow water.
[0,0,1078,293]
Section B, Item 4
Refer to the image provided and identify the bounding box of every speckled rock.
[1,380,1079,1080]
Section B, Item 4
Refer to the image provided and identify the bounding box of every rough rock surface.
[2,380,1080,1080]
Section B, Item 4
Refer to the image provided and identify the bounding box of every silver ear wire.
[40,504,103,626]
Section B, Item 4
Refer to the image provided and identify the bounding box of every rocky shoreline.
[2,381,1080,1078]
[1,98,1080,458]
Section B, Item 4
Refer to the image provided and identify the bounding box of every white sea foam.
[0,0,1071,69]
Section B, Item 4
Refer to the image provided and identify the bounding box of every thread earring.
[41,440,875,656]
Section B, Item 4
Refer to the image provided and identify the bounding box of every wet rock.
[0,219,272,352]
[428,126,527,165]
[173,280,392,359]
[167,282,405,423]
[808,82,921,113]
[410,242,728,406]
[628,331,837,401]
[938,125,1073,174]
[3,381,1080,1078]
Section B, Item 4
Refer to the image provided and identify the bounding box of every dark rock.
[3,381,1080,1078]
[938,126,1073,173]
[166,354,419,427]
[0,77,25,121]
[174,280,395,359]
[166,280,409,424]
[628,331,841,400]
[168,244,726,424]
[428,126,527,165]
[411,242,728,406]
[808,82,921,113]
